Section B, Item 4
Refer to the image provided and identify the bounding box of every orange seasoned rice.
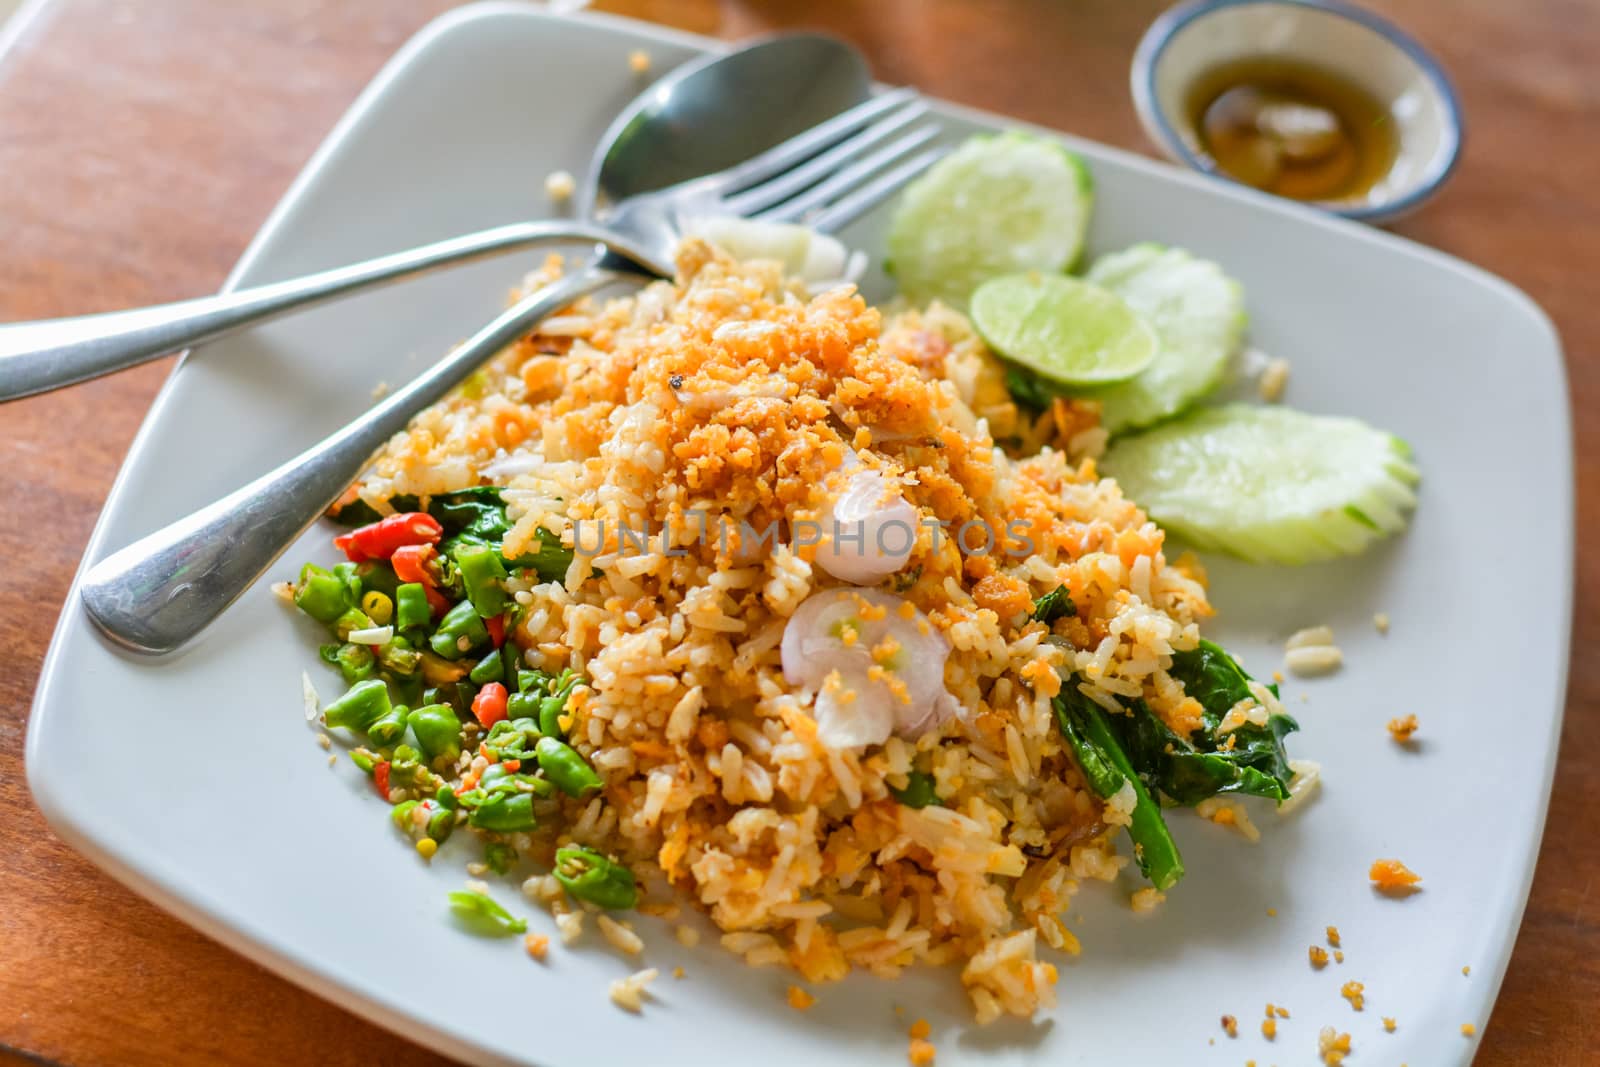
[354,243,1225,1020]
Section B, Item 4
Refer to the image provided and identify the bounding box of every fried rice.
[349,240,1217,1022]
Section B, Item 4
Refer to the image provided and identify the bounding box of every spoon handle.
[0,220,622,403]
[79,265,629,655]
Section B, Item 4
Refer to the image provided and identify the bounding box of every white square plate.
[28,4,1572,1064]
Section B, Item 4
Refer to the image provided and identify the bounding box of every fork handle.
[0,219,624,403]
[79,264,630,655]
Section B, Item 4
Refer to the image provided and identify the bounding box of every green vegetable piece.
[429,600,489,659]
[447,889,528,936]
[1100,404,1421,565]
[468,791,536,832]
[454,543,509,619]
[378,635,422,677]
[1002,365,1065,415]
[395,583,432,632]
[435,785,458,811]
[484,842,516,876]
[1054,686,1184,890]
[390,799,419,832]
[424,682,477,719]
[512,528,576,584]
[506,690,542,722]
[889,770,940,808]
[294,571,351,623]
[469,647,506,686]
[354,560,400,600]
[332,607,375,642]
[535,736,603,798]
[536,670,581,739]
[517,669,548,695]
[349,749,377,774]
[323,679,391,733]
[1031,585,1076,624]
[554,846,638,910]
[327,497,385,527]
[885,131,1094,307]
[408,704,463,764]
[971,273,1158,387]
[425,804,455,842]
[331,561,363,604]
[335,642,377,684]
[367,703,409,747]
[1084,243,1247,433]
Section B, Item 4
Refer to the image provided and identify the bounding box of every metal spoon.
[0,33,872,402]
[80,36,945,655]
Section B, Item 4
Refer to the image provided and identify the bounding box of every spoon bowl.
[585,33,871,213]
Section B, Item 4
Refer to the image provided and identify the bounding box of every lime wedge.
[970,273,1159,387]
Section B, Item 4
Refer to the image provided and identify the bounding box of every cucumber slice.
[971,273,1159,386]
[1101,404,1420,565]
[1085,244,1247,433]
[885,131,1093,307]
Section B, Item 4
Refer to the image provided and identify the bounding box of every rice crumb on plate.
[608,967,658,1012]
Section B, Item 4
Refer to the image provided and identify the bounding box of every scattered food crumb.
[1277,758,1323,818]
[415,837,437,859]
[370,380,390,400]
[1272,669,1285,684]
[787,985,815,1011]
[1373,612,1390,634]
[672,966,685,979]
[1461,1023,1477,1037]
[1370,858,1423,895]
[1383,1016,1397,1033]
[628,49,651,74]
[1462,965,1471,976]
[1258,357,1290,402]
[1266,907,1278,917]
[466,861,489,877]
[1326,925,1341,948]
[301,673,321,721]
[599,913,644,956]
[465,878,489,895]
[1317,1026,1352,1065]
[608,967,658,1013]
[1309,946,1330,969]
[272,580,296,603]
[1335,950,1345,964]
[1276,1005,1291,1018]
[1131,887,1167,913]
[1221,1014,1239,1038]
[544,169,577,201]
[908,1037,936,1066]
[1262,1018,1277,1040]
[910,1019,931,1040]
[1387,714,1420,744]
[326,754,337,767]
[675,924,700,947]
[1340,981,1365,1011]
[315,732,332,750]
[555,908,584,945]
[1197,797,1261,841]
[1284,626,1342,676]
[523,933,549,961]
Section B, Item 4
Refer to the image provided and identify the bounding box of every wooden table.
[1,0,1594,1062]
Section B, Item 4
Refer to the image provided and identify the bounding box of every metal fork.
[79,92,947,655]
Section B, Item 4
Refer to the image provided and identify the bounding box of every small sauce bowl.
[1131,0,1463,223]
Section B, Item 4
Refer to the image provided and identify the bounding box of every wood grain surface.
[1,1,1595,1063]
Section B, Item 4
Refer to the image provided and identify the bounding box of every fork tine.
[757,126,942,224]
[810,146,949,235]
[710,87,921,195]
[721,99,929,216]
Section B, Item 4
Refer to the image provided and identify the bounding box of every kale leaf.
[1031,584,1077,623]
